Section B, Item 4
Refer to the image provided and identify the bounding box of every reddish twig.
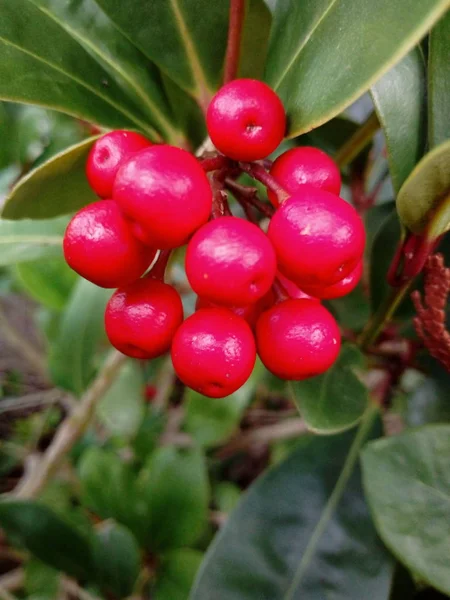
[148,250,172,281]
[239,162,289,204]
[225,178,274,218]
[211,170,232,218]
[223,0,246,84]
[199,154,231,172]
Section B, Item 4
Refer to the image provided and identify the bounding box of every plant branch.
[14,350,126,499]
[223,0,246,84]
[225,179,275,217]
[334,112,379,168]
[239,162,289,203]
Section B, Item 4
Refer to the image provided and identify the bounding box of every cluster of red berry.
[63,79,365,398]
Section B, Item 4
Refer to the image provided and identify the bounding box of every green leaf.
[138,446,209,551]
[265,0,449,138]
[95,0,229,104]
[291,344,369,434]
[155,549,203,600]
[370,49,426,194]
[0,216,66,265]
[238,0,272,80]
[428,11,450,147]
[15,257,77,310]
[404,359,450,427]
[97,360,145,439]
[183,361,263,447]
[361,425,450,595]
[0,0,158,135]
[49,278,110,395]
[396,139,450,236]
[92,522,140,598]
[0,500,93,580]
[2,137,99,220]
[191,408,393,599]
[25,559,60,600]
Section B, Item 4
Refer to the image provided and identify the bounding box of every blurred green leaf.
[428,11,450,147]
[265,0,449,138]
[2,137,99,220]
[238,0,272,80]
[0,0,157,134]
[15,257,77,310]
[326,285,371,332]
[25,559,60,600]
[138,446,209,551]
[0,500,93,580]
[95,0,229,102]
[396,139,450,236]
[214,482,241,514]
[0,217,66,265]
[155,549,203,600]
[97,360,145,439]
[49,278,110,395]
[92,521,140,598]
[133,409,167,463]
[292,345,369,434]
[191,408,393,599]
[370,49,426,194]
[362,425,450,595]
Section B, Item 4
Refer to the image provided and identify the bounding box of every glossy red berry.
[301,260,363,300]
[113,145,212,249]
[268,186,365,287]
[206,79,286,161]
[63,200,156,288]
[171,308,256,398]
[105,278,183,359]
[275,272,320,302]
[186,217,276,306]
[268,147,341,206]
[256,299,341,380]
[195,289,274,329]
[86,130,152,198]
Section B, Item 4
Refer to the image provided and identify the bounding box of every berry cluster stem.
[211,170,232,218]
[149,249,172,281]
[223,0,246,84]
[239,162,289,204]
[225,178,274,218]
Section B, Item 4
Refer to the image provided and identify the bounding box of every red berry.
[105,278,183,359]
[113,145,212,249]
[186,217,276,306]
[268,186,365,287]
[206,79,286,161]
[301,260,363,300]
[268,147,341,206]
[63,200,156,288]
[276,272,320,302]
[195,289,274,329]
[86,130,152,198]
[171,308,256,398]
[256,299,341,380]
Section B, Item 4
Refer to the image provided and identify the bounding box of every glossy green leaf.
[25,559,60,600]
[326,285,370,332]
[95,0,229,104]
[428,11,450,147]
[138,446,209,551]
[15,257,77,310]
[0,500,93,580]
[92,522,140,598]
[0,216,66,265]
[2,137,99,220]
[265,0,449,138]
[362,425,450,595]
[155,549,203,600]
[191,408,393,599]
[238,0,272,80]
[291,344,369,434]
[396,139,450,235]
[183,361,263,447]
[370,49,426,194]
[49,278,110,395]
[0,0,157,135]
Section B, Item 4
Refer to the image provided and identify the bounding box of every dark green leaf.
[0,216,66,265]
[191,408,393,599]
[2,137,98,220]
[138,446,209,551]
[238,0,272,80]
[428,11,450,147]
[361,425,450,595]
[15,257,77,310]
[370,49,426,193]
[0,0,158,135]
[265,0,449,138]
[49,278,110,395]
[0,500,93,580]
[95,0,229,104]
[25,559,60,600]
[404,360,450,427]
[326,285,371,332]
[92,522,140,598]
[396,140,450,236]
[214,482,241,514]
[291,344,369,434]
[155,549,203,600]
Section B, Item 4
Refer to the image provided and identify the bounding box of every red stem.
[199,155,230,172]
[223,0,246,84]
[148,250,171,281]
[211,170,232,219]
[239,162,289,204]
[225,179,274,218]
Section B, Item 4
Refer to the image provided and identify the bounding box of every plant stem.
[223,0,246,84]
[239,162,289,203]
[14,350,126,499]
[334,112,379,168]
[225,179,274,217]
[199,155,230,172]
